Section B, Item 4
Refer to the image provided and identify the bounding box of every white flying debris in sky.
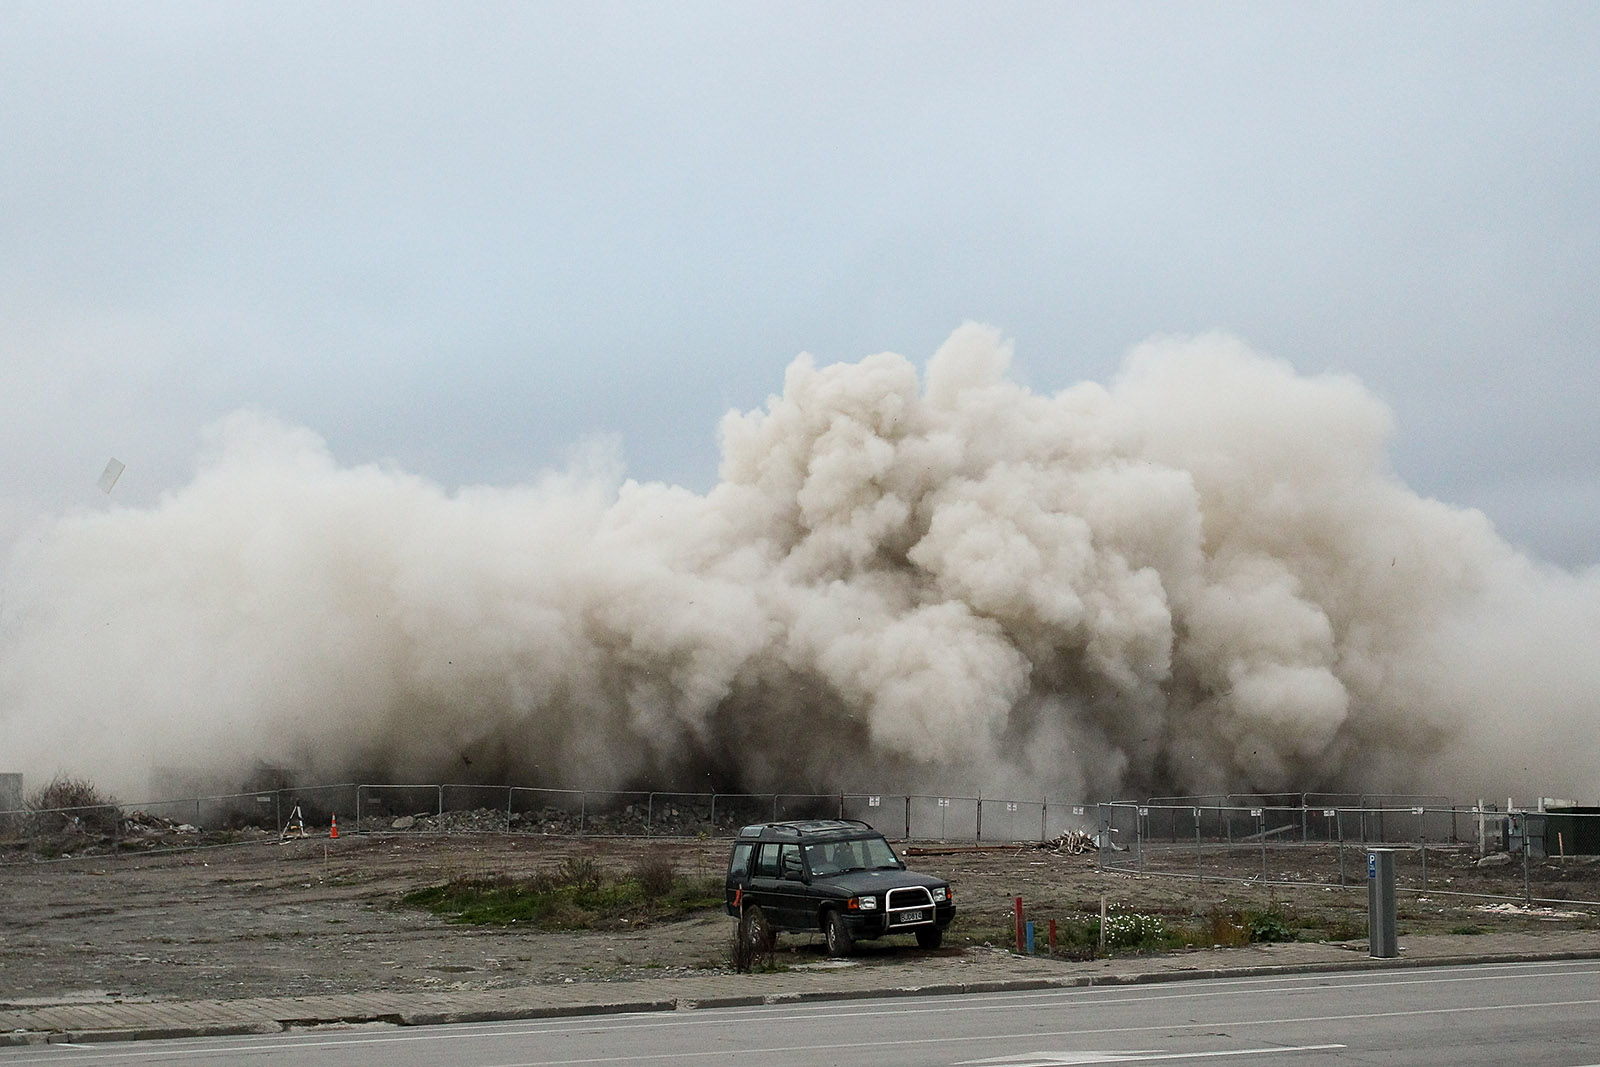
[97,459,125,495]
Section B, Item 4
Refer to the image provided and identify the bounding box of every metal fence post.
[1523,822,1532,904]
[1257,809,1266,879]
[1194,807,1203,878]
[1337,810,1346,886]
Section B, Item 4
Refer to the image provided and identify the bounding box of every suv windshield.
[803,835,902,877]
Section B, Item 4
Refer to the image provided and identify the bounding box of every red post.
[1048,918,1057,955]
[1014,896,1024,953]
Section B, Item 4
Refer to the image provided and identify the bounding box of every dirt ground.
[3,832,1598,1006]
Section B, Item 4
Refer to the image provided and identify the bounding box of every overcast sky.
[3,1,1597,568]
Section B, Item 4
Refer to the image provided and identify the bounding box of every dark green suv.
[724,819,955,956]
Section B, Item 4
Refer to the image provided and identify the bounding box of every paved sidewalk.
[5,930,1600,1047]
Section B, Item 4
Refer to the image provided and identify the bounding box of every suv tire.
[915,926,943,949]
[738,905,774,970]
[824,909,854,957]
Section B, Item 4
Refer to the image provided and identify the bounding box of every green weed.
[402,863,720,930]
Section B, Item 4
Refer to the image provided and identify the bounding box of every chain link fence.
[1093,799,1600,909]
[0,783,1093,845]
[8,780,1597,911]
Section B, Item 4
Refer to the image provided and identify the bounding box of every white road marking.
[955,1048,1345,1065]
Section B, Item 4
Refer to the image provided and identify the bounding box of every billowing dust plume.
[3,326,1598,802]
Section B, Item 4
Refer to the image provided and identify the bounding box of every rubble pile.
[121,810,199,836]
[1042,829,1098,855]
[355,808,504,833]
[357,803,758,837]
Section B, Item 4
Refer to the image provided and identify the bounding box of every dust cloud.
[3,325,1597,802]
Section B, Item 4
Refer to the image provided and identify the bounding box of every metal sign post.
[1368,848,1398,958]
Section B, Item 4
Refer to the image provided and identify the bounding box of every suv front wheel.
[915,926,943,949]
[824,910,854,957]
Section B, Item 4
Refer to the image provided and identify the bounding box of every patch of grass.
[1001,908,1179,958]
[403,861,720,930]
[1192,906,1362,946]
[1448,924,1488,935]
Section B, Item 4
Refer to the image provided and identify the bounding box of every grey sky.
[3,1,1597,566]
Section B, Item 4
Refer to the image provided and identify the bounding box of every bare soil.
[3,832,1597,1006]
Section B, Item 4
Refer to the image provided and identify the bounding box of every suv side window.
[728,842,754,878]
[779,843,804,877]
[754,842,781,878]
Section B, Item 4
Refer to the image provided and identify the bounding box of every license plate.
[897,909,925,923]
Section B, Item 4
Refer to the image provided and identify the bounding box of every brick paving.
[5,929,1599,1046]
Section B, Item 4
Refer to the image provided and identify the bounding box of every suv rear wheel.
[733,905,775,972]
[824,910,854,957]
[915,926,943,949]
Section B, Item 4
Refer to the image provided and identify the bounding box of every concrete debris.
[360,804,738,837]
[1043,830,1098,855]
[120,811,198,835]
[1476,902,1586,920]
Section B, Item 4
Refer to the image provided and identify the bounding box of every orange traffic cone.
[330,813,339,839]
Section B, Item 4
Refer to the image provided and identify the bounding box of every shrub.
[632,850,678,899]
[556,855,603,892]
[27,775,122,836]
[1244,908,1297,944]
[1096,908,1173,951]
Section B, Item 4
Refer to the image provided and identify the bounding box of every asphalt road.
[4,960,1598,1066]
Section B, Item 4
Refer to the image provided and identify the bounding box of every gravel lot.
[4,831,1597,1006]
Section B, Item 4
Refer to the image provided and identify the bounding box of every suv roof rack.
[736,819,876,839]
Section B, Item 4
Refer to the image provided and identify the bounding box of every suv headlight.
[932,887,949,902]
[850,896,878,910]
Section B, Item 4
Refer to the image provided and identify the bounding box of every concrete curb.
[3,1022,282,1047]
[5,947,1599,1048]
